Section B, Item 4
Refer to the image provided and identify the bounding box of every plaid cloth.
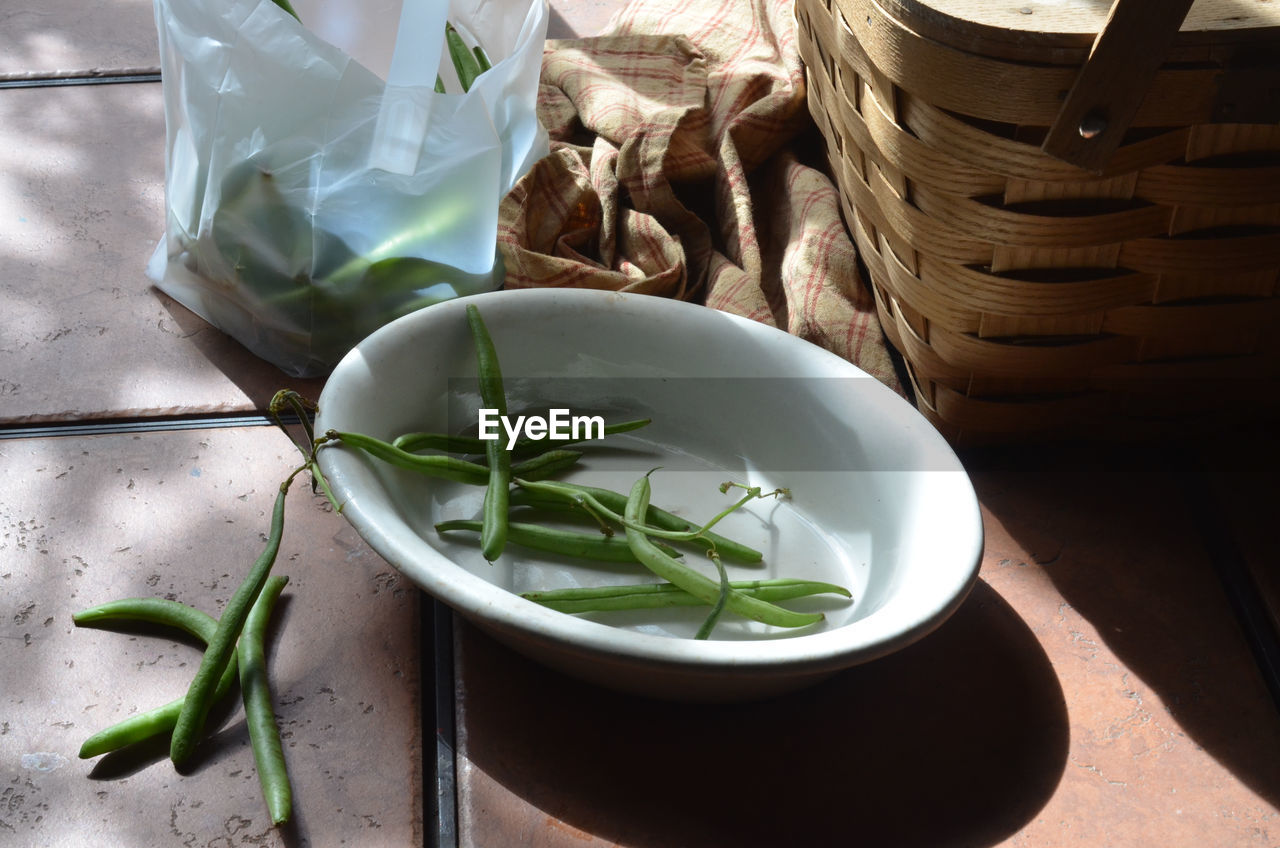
[497,0,902,392]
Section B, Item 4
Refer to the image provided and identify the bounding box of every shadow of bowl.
[454,578,1069,847]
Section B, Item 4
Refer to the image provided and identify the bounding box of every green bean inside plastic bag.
[147,0,550,377]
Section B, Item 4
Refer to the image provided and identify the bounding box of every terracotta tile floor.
[5,428,421,845]
[449,458,1280,848]
[0,0,158,77]
[3,2,1278,847]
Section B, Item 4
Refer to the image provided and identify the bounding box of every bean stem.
[509,480,764,564]
[73,599,237,759]
[238,575,292,826]
[623,476,822,630]
[268,389,316,456]
[171,483,289,765]
[268,390,342,512]
[522,578,851,614]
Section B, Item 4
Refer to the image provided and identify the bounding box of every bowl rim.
[315,288,983,674]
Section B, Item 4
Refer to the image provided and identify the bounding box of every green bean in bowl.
[315,288,982,701]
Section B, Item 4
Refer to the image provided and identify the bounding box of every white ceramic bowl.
[316,288,982,700]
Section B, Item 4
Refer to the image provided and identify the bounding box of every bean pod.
[73,598,236,759]
[171,484,288,765]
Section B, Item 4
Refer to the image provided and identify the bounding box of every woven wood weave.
[796,0,1280,443]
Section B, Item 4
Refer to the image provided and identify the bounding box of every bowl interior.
[316,289,981,667]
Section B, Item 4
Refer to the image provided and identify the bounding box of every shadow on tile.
[1,81,325,422]
[456,578,1068,847]
[970,458,1280,811]
[154,289,327,411]
[0,0,158,77]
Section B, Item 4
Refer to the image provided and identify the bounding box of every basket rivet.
[1078,111,1107,140]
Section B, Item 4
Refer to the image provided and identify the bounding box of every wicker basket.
[796,0,1280,444]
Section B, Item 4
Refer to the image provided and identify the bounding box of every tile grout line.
[431,600,459,848]
[0,68,162,89]
[0,413,299,440]
[1182,467,1280,716]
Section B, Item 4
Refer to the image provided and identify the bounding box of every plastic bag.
[147,0,550,377]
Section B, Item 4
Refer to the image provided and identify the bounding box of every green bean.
[390,431,475,454]
[435,519,681,562]
[507,487,585,513]
[238,575,292,826]
[466,304,511,561]
[522,578,852,614]
[446,22,484,92]
[480,450,511,560]
[326,430,580,486]
[623,476,823,630]
[73,596,216,633]
[480,447,510,561]
[392,418,651,456]
[326,430,494,484]
[73,599,238,759]
[509,450,583,481]
[171,484,288,765]
[695,549,730,640]
[269,0,300,21]
[513,479,764,563]
[473,45,492,73]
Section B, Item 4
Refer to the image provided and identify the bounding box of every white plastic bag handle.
[369,0,451,173]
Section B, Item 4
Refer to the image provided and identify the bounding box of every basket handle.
[1041,0,1196,173]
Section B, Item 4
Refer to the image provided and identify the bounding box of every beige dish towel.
[497,0,902,393]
